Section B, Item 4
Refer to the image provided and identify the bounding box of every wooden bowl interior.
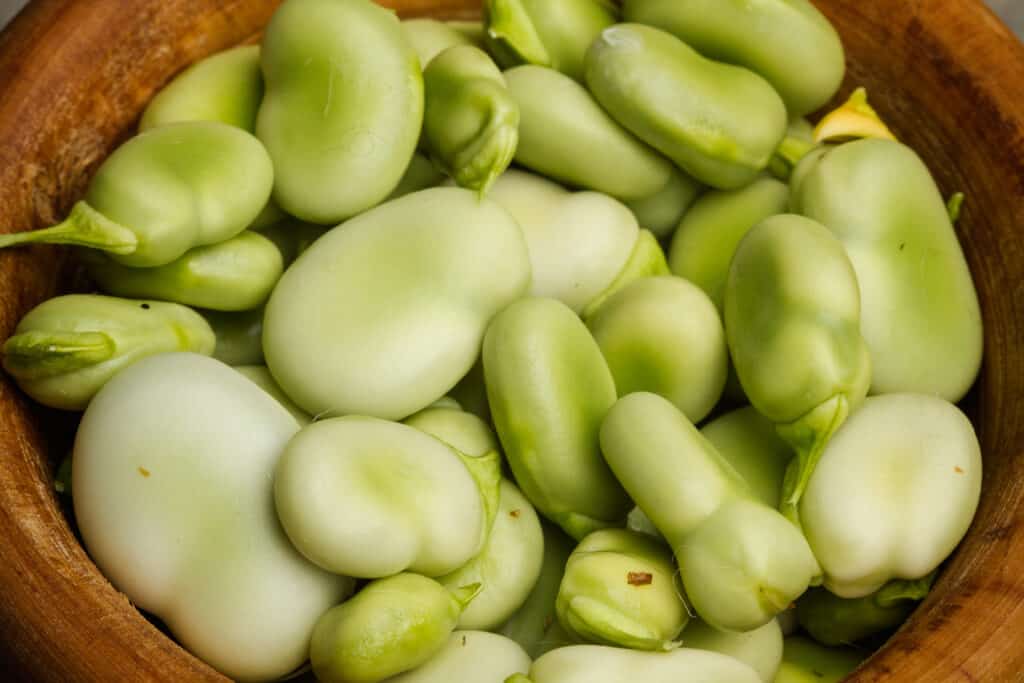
[1,1,1023,681]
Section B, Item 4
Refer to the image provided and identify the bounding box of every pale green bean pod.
[600,392,819,632]
[556,528,688,651]
[504,65,673,200]
[800,394,981,598]
[263,187,530,420]
[484,297,632,540]
[484,0,617,81]
[584,24,788,190]
[87,231,283,312]
[423,45,519,193]
[140,45,264,131]
[257,0,423,223]
[72,353,351,682]
[2,295,214,410]
[274,415,498,579]
[311,573,481,683]
[700,407,792,510]
[405,405,501,458]
[725,214,871,520]
[622,0,845,116]
[0,122,274,267]
[587,275,728,423]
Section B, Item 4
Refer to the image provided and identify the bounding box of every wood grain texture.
[0,1,1022,681]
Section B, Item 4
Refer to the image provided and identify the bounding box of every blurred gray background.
[0,0,1022,34]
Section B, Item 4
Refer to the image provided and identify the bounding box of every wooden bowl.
[1,1,1022,680]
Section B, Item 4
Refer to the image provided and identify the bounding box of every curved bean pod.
[522,645,761,683]
[2,295,214,410]
[585,24,788,190]
[505,65,672,200]
[423,45,519,194]
[622,0,844,116]
[257,0,423,223]
[0,122,273,267]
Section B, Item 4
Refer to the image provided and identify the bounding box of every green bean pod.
[556,529,688,651]
[87,231,283,312]
[668,176,790,313]
[791,138,983,402]
[795,574,934,647]
[584,24,788,190]
[484,0,617,81]
[484,298,632,540]
[587,275,727,423]
[484,170,638,314]
[504,65,672,200]
[622,0,844,116]
[2,295,214,410]
[386,631,531,683]
[774,637,864,683]
[140,45,263,131]
[263,187,530,420]
[423,45,519,194]
[438,480,545,630]
[681,619,783,683]
[257,0,423,224]
[522,645,762,683]
[600,392,819,632]
[274,416,495,579]
[725,214,871,520]
[311,573,481,683]
[499,522,576,658]
[625,169,702,238]
[0,122,273,267]
[402,18,477,67]
[800,394,981,599]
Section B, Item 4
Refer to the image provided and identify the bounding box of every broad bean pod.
[800,394,981,598]
[87,231,283,312]
[681,619,783,683]
[512,645,761,683]
[263,187,530,420]
[622,0,844,116]
[0,122,273,267]
[504,65,673,201]
[384,631,530,683]
[257,0,423,223]
[274,415,498,578]
[73,353,351,682]
[600,392,819,631]
[2,295,214,410]
[423,45,519,193]
[725,214,871,519]
[556,528,688,651]
[484,297,632,540]
[585,24,788,190]
[140,45,263,131]
[311,573,481,683]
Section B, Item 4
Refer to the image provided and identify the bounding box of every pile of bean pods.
[0,1,985,682]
